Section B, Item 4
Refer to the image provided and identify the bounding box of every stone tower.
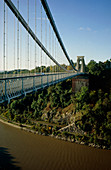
[76,56,85,72]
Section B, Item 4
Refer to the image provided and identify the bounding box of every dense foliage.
[0,79,72,122]
[74,86,111,147]
[0,59,111,148]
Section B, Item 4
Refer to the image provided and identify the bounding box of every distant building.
[72,75,89,93]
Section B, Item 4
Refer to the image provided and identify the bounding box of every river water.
[0,121,111,170]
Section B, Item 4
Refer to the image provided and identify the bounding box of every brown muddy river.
[0,121,111,170]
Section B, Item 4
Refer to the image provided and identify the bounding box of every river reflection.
[0,121,111,170]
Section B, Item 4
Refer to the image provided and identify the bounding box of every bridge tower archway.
[76,56,85,72]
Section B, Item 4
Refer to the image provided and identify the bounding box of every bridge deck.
[0,72,84,104]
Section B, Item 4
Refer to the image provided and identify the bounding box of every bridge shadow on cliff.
[0,147,21,170]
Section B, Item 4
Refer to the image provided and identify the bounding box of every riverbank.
[0,116,110,150]
[0,117,22,129]
[0,117,33,132]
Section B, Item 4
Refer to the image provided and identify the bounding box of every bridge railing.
[0,72,77,103]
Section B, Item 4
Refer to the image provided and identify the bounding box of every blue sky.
[47,0,111,63]
[0,0,111,71]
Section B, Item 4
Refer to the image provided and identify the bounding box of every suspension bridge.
[0,0,86,104]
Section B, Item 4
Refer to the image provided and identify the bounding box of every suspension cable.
[5,0,68,72]
[27,0,29,75]
[17,0,19,75]
[20,24,22,71]
[55,37,56,79]
[41,2,42,74]
[40,0,76,71]
[35,0,37,74]
[3,1,6,77]
[49,24,51,73]
[6,6,8,75]
[52,31,54,74]
[29,21,31,73]
[14,16,15,74]
[45,15,47,71]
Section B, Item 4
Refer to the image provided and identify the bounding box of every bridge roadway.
[0,72,84,104]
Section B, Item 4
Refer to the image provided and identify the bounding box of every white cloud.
[78,27,92,32]
[86,27,91,31]
[79,27,84,31]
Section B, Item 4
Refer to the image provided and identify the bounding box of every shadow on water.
[0,147,21,170]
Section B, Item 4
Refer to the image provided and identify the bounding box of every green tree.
[75,86,89,110]
[87,60,98,75]
[89,90,97,104]
[10,100,18,110]
[107,111,111,123]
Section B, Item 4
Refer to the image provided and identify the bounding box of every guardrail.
[0,72,83,104]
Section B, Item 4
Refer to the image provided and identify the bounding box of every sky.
[46,0,111,64]
[0,0,111,71]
